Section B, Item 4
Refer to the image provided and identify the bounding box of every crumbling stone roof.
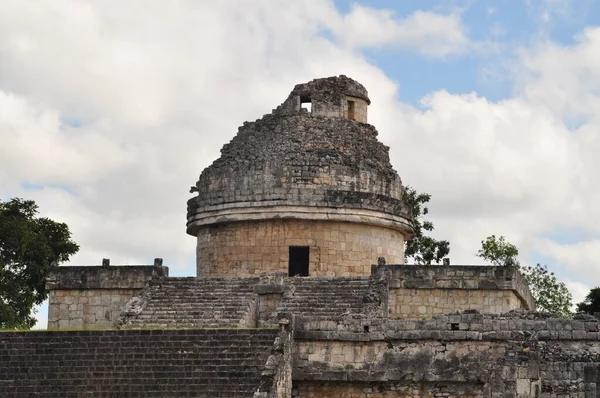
[187,76,411,235]
[279,74,371,108]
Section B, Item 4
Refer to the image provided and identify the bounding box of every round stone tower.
[187,75,413,277]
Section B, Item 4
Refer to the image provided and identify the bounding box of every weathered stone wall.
[303,94,367,122]
[188,111,406,211]
[197,219,405,277]
[343,96,368,123]
[188,77,412,248]
[293,313,600,397]
[274,75,371,119]
[255,315,295,398]
[294,338,500,385]
[378,265,535,318]
[258,293,284,324]
[187,112,412,237]
[46,264,167,329]
[47,289,138,329]
[537,339,600,396]
[292,381,483,397]
[389,288,523,318]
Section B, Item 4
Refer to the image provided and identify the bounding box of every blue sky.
[334,0,599,103]
[326,0,600,289]
[2,0,600,327]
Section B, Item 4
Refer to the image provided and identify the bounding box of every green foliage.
[477,235,519,266]
[403,186,450,265]
[576,287,600,315]
[476,235,572,317]
[0,198,79,329]
[521,263,573,317]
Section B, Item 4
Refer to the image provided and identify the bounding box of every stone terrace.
[292,311,600,397]
[116,265,533,329]
[0,328,278,398]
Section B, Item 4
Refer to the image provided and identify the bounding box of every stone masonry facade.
[275,75,370,122]
[6,304,600,397]
[292,381,483,397]
[47,288,139,329]
[45,261,168,329]
[292,312,600,397]
[197,219,405,277]
[46,264,533,330]
[384,265,534,319]
[390,288,522,318]
[9,76,598,397]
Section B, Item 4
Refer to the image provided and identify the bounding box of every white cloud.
[3,0,600,328]
[518,29,600,121]
[376,90,581,266]
[541,11,551,22]
[566,280,590,309]
[330,5,469,56]
[526,0,593,29]
[0,91,131,187]
[374,26,600,293]
[534,239,600,279]
[489,24,506,38]
[1,0,446,277]
[514,29,600,236]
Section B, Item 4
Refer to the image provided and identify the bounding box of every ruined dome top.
[187,76,411,237]
[283,75,370,106]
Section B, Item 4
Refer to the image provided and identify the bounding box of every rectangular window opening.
[348,100,355,120]
[300,95,312,113]
[289,246,310,277]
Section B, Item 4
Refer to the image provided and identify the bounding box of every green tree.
[521,263,573,317]
[476,235,572,317]
[0,198,79,329]
[403,186,450,265]
[477,235,519,266]
[576,287,600,315]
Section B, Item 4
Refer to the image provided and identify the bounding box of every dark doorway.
[289,246,309,277]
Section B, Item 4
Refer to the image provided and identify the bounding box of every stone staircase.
[120,276,374,327]
[121,277,260,328]
[0,328,278,397]
[274,276,370,317]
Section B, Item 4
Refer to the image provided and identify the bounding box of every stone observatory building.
[187,75,412,278]
[3,76,600,398]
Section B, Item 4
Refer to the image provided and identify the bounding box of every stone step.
[121,277,260,327]
[141,304,250,309]
[121,275,375,326]
[272,277,371,317]
[0,329,278,397]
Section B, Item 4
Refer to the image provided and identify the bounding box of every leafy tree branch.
[476,235,572,317]
[0,198,79,329]
[403,186,450,265]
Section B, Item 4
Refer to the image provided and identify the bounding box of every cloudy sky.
[1,0,599,328]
